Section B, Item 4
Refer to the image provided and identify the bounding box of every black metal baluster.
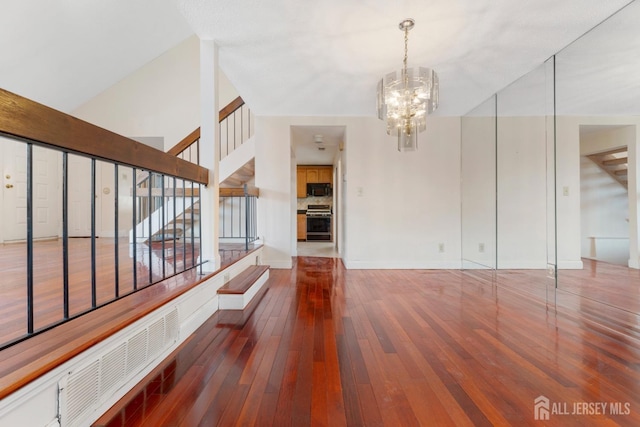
[132,168,138,290]
[26,144,34,334]
[183,179,187,269]
[244,187,249,250]
[238,197,242,238]
[114,164,119,298]
[148,172,153,284]
[91,158,97,308]
[161,175,166,279]
[228,196,236,238]
[173,177,177,276]
[198,183,203,274]
[220,196,224,237]
[62,153,69,318]
[191,180,195,267]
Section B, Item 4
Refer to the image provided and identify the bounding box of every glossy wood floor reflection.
[0,238,252,347]
[99,257,640,426]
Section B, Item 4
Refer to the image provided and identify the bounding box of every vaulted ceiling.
[0,0,633,117]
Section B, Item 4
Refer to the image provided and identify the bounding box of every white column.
[199,39,220,271]
[628,128,640,269]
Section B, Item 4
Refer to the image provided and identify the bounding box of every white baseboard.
[342,260,462,269]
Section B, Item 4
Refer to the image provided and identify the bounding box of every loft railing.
[0,88,208,350]
[167,96,253,165]
[219,185,259,250]
[163,96,258,252]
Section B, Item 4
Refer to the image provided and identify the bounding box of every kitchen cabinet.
[297,213,307,240]
[297,165,333,197]
[298,165,332,185]
[296,168,307,198]
[306,168,319,184]
[318,167,332,184]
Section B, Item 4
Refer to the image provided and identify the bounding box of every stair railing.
[167,96,253,165]
[0,88,208,351]
[163,96,258,252]
[219,184,259,250]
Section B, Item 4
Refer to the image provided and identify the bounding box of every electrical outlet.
[563,186,569,196]
[224,273,230,283]
[438,243,445,253]
[479,243,485,253]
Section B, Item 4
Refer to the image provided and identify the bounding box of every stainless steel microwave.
[307,183,332,197]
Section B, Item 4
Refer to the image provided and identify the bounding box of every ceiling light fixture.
[377,19,439,151]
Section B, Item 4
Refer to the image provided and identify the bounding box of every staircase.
[586,146,628,189]
[130,96,257,245]
[129,172,201,243]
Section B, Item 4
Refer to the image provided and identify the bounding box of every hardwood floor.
[559,259,640,313]
[0,238,258,348]
[96,257,640,426]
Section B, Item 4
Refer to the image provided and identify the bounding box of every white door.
[1,137,60,242]
[68,154,94,237]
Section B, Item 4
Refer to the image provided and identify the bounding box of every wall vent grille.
[58,307,179,427]
[148,317,165,360]
[166,308,179,344]
[61,360,100,427]
[100,343,127,395]
[126,329,148,375]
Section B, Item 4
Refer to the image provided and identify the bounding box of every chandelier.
[377,19,439,151]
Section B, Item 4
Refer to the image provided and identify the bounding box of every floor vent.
[58,307,179,427]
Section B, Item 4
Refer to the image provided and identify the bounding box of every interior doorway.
[291,125,345,259]
[1,137,60,242]
[579,125,633,266]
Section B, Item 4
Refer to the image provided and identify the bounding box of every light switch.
[563,186,569,196]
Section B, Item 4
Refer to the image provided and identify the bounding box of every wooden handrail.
[0,88,208,185]
[219,185,259,198]
[219,96,244,122]
[167,128,200,157]
[166,96,245,157]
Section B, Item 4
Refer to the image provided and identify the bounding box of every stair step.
[217,265,270,310]
[218,265,269,294]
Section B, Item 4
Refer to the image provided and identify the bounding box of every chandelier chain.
[403,27,409,74]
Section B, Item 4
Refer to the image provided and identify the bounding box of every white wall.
[556,116,587,269]
[497,116,549,268]
[255,115,462,269]
[461,114,496,268]
[72,35,238,152]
